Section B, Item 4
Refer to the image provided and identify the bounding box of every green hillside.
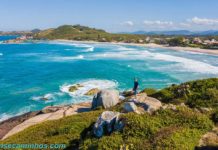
[1,78,218,149]
[33,25,147,43]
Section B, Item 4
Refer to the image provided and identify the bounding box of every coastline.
[0,101,91,140]
[55,39,218,55]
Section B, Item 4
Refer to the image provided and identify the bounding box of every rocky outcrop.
[122,90,134,97]
[93,111,124,138]
[42,106,64,113]
[0,111,41,140]
[92,90,119,109]
[198,127,218,148]
[69,84,83,92]
[123,102,139,114]
[129,93,162,114]
[85,88,100,96]
[2,102,91,140]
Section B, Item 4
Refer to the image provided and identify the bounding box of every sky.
[0,0,218,32]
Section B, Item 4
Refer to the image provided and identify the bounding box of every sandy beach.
[55,39,218,55]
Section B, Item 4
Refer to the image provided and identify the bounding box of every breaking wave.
[60,79,118,96]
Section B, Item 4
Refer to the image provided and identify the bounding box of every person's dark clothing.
[133,81,139,91]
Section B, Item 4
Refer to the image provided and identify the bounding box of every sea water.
[0,36,218,121]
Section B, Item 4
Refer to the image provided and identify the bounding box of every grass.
[0,106,213,150]
[1,78,217,150]
[80,107,213,149]
[150,78,218,108]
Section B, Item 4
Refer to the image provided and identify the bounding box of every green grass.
[150,78,218,108]
[0,110,102,149]
[0,106,213,150]
[1,78,217,150]
[80,107,213,149]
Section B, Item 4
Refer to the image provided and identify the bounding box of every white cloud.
[179,22,191,27]
[143,20,173,28]
[188,17,218,25]
[122,21,134,26]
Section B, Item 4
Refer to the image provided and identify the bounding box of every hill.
[0,78,218,149]
[33,25,148,43]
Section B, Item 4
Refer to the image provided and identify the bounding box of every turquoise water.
[0,36,218,121]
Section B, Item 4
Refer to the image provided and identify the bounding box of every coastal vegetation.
[0,78,217,149]
[150,78,218,108]
[32,25,218,49]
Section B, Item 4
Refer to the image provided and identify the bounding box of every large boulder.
[92,89,119,109]
[93,111,123,138]
[131,93,162,114]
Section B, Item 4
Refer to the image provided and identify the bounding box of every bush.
[140,88,157,96]
[211,109,218,124]
[80,107,213,149]
[151,78,218,108]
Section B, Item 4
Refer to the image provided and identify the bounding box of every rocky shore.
[0,102,91,140]
[0,88,162,140]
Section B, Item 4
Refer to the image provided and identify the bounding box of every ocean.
[0,36,218,121]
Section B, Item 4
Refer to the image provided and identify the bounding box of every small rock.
[123,102,138,113]
[122,90,133,97]
[42,106,62,113]
[69,86,78,92]
[199,107,212,113]
[68,84,84,92]
[41,97,49,101]
[85,88,100,96]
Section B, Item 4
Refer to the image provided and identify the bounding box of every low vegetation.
[0,78,217,149]
[33,25,218,49]
[151,78,218,108]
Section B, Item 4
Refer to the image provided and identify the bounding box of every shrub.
[140,88,157,96]
[151,78,218,108]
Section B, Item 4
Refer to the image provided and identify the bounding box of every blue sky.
[1,0,218,32]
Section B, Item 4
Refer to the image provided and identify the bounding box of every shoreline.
[54,39,218,55]
[0,101,91,140]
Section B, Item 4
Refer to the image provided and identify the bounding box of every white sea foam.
[117,46,136,51]
[151,53,218,74]
[90,49,218,74]
[0,113,12,122]
[0,105,36,122]
[84,47,94,52]
[48,55,84,62]
[60,79,118,96]
[31,93,56,102]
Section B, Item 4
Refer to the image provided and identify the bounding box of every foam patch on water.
[47,55,84,62]
[117,46,136,51]
[0,53,3,56]
[84,47,94,52]
[31,92,64,103]
[60,79,118,96]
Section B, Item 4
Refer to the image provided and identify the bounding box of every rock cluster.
[93,111,124,138]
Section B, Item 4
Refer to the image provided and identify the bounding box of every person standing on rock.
[133,78,139,99]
